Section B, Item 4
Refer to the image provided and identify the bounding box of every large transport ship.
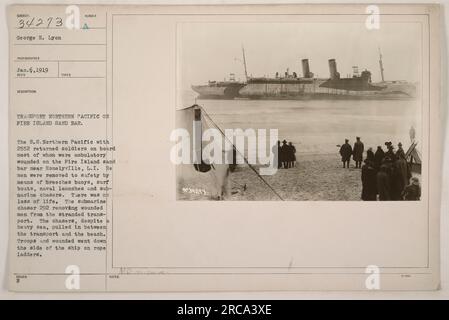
[191,48,417,100]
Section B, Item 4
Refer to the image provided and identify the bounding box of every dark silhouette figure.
[366,147,375,162]
[385,141,397,162]
[396,151,411,190]
[280,140,289,169]
[374,146,385,169]
[402,177,421,200]
[353,137,364,168]
[339,139,352,168]
[377,165,391,201]
[288,142,296,168]
[390,162,403,201]
[396,142,405,159]
[361,160,377,201]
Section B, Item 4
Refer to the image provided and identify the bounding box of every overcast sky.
[178,22,422,90]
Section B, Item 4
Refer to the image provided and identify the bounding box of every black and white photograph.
[176,21,423,201]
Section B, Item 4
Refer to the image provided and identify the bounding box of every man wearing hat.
[353,136,364,169]
[280,139,289,169]
[396,142,405,158]
[385,141,396,161]
[339,139,352,168]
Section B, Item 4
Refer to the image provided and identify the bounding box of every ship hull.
[237,93,415,100]
[192,83,245,100]
[238,79,417,100]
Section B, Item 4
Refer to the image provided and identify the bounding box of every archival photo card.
[7,3,441,292]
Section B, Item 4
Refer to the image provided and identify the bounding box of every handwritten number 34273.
[18,17,63,29]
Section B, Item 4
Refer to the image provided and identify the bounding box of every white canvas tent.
[405,141,422,174]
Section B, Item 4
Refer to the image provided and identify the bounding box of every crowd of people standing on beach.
[339,137,421,201]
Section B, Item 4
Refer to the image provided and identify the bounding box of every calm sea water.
[182,95,422,156]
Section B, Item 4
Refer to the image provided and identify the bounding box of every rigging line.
[199,105,284,201]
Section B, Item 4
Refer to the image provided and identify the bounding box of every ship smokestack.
[302,59,311,78]
[328,59,340,80]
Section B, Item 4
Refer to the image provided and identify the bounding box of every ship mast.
[242,45,248,82]
[378,47,385,82]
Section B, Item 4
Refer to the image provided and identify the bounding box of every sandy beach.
[229,153,363,201]
[178,152,421,201]
[178,153,367,201]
